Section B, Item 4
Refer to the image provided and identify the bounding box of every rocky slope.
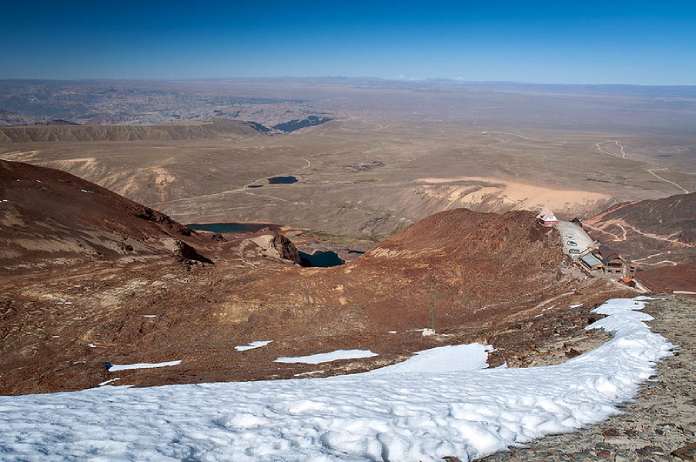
[585,192,696,292]
[585,192,696,263]
[0,159,211,272]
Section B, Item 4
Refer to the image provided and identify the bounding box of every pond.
[268,176,298,184]
[299,250,344,267]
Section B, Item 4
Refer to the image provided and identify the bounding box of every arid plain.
[2,80,695,240]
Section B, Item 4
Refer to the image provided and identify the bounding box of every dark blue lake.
[268,176,298,184]
[299,250,344,267]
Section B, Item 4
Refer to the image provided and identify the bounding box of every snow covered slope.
[0,297,672,461]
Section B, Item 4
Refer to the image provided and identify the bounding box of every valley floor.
[483,295,696,462]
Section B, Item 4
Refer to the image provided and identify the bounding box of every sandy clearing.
[416,176,611,213]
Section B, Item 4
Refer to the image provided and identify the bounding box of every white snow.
[275,349,378,364]
[235,340,273,352]
[366,343,492,375]
[0,297,673,461]
[107,360,181,372]
[570,303,584,308]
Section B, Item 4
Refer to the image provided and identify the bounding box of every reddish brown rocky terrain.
[585,192,696,264]
[0,159,212,272]
[584,192,696,292]
[0,160,628,395]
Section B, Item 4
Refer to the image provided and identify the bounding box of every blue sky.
[1,0,695,84]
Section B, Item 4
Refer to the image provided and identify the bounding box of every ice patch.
[235,340,273,352]
[0,297,673,461]
[107,360,181,372]
[275,349,378,364]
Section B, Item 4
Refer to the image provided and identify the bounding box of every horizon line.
[1,76,696,88]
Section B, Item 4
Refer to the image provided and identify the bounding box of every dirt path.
[596,140,628,160]
[592,140,691,195]
[584,219,694,248]
[482,295,696,461]
[647,168,690,194]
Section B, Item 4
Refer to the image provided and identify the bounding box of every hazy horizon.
[2,76,696,88]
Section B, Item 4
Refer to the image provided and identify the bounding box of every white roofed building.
[536,208,559,227]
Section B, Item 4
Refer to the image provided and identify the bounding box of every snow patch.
[0,298,673,461]
[275,349,378,364]
[235,340,272,352]
[107,360,181,372]
[366,343,492,375]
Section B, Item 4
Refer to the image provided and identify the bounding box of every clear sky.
[1,0,695,84]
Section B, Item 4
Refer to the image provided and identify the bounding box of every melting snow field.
[0,297,673,461]
[235,340,273,352]
[274,349,379,364]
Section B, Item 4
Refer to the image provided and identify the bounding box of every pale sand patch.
[416,176,611,213]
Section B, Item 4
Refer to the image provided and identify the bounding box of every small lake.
[188,222,276,234]
[299,250,344,267]
[268,176,298,184]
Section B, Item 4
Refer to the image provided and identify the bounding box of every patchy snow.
[366,344,492,375]
[235,340,273,352]
[275,349,378,364]
[570,303,584,308]
[0,297,672,461]
[143,314,157,318]
[107,360,181,372]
